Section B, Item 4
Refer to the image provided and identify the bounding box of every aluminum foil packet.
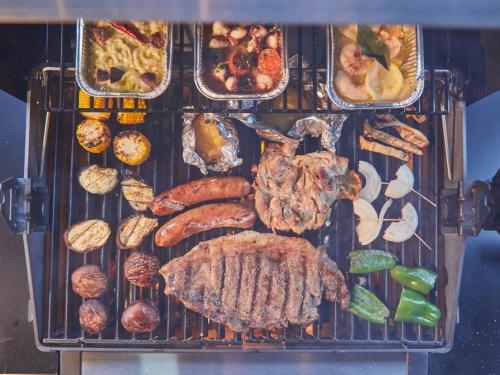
[230,55,348,152]
[287,114,346,153]
[182,111,242,175]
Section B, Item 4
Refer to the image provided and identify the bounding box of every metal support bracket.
[0,177,49,234]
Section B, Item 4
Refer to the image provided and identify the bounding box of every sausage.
[150,176,251,216]
[155,203,256,247]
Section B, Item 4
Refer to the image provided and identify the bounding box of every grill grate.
[33,24,454,351]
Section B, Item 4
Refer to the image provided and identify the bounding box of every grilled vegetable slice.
[76,119,112,154]
[375,114,430,149]
[385,164,414,199]
[64,219,111,253]
[113,130,151,165]
[121,172,154,212]
[116,214,158,250]
[78,164,119,195]
[78,90,113,121]
[358,160,381,203]
[394,288,441,327]
[349,249,398,274]
[363,121,423,155]
[390,265,437,295]
[383,202,418,243]
[348,284,389,325]
[117,98,147,125]
[359,135,410,162]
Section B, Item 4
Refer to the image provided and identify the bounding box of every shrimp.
[339,43,370,76]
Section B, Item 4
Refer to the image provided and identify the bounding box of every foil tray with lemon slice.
[326,25,424,109]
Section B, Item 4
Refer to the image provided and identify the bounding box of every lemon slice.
[365,62,404,101]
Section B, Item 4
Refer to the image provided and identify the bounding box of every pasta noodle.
[88,21,167,93]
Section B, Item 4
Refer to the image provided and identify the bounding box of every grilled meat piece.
[121,172,154,212]
[159,230,349,332]
[254,141,361,234]
[155,203,256,247]
[116,214,158,250]
[78,164,119,195]
[375,114,430,148]
[359,136,410,161]
[64,219,111,253]
[363,121,423,155]
[150,176,251,216]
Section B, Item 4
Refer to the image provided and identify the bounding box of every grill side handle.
[0,177,49,234]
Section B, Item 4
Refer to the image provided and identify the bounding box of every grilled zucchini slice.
[116,214,158,250]
[76,119,112,154]
[78,164,119,195]
[78,90,113,121]
[64,219,111,253]
[121,172,154,212]
[113,130,151,165]
[117,98,147,125]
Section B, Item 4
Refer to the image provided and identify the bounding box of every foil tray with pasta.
[76,19,173,98]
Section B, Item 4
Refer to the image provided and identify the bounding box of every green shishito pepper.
[395,288,441,327]
[349,250,398,274]
[348,284,389,324]
[390,265,437,294]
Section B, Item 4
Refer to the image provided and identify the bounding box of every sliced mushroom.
[383,203,418,243]
[358,161,382,203]
[385,164,414,199]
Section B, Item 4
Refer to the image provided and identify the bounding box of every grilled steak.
[159,230,349,332]
[64,219,111,253]
[254,141,362,234]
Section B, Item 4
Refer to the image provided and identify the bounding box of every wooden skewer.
[383,218,401,222]
[380,182,437,207]
[414,233,433,251]
[411,189,437,207]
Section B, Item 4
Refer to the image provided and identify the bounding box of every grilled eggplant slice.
[64,219,111,253]
[116,214,158,250]
[76,119,112,154]
[78,164,119,195]
[121,172,154,212]
[113,130,151,165]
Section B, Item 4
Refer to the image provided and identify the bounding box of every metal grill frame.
[22,24,465,353]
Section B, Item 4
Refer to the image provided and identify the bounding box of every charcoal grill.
[0,24,469,352]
